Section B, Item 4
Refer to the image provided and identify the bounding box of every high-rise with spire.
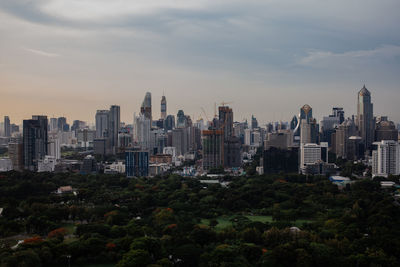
[161,95,167,119]
[356,85,374,150]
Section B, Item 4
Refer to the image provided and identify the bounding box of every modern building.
[299,142,328,174]
[48,136,61,160]
[356,85,375,150]
[80,155,97,174]
[126,148,149,177]
[263,147,299,174]
[23,116,48,171]
[134,113,151,150]
[251,115,258,129]
[57,117,69,132]
[49,118,58,132]
[38,156,57,172]
[372,140,400,177]
[219,106,234,139]
[176,110,187,128]
[172,128,189,156]
[161,95,167,119]
[224,136,241,168]
[4,116,10,137]
[164,115,175,131]
[77,129,96,149]
[264,130,293,150]
[202,130,224,170]
[95,110,109,138]
[335,119,357,159]
[141,92,152,121]
[375,117,398,142]
[109,105,120,154]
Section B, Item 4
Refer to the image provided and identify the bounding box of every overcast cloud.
[0,0,399,124]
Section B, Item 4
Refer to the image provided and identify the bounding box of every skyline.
[1,85,399,126]
[1,0,400,124]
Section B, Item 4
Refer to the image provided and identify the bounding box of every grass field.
[201,215,311,230]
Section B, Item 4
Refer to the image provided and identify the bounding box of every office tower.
[49,118,58,132]
[202,129,224,170]
[48,135,61,160]
[71,120,86,133]
[134,113,151,150]
[300,104,313,123]
[290,116,298,130]
[264,130,293,150]
[57,117,69,132]
[176,110,187,128]
[4,116,10,137]
[299,142,328,173]
[172,128,189,156]
[332,107,345,124]
[77,129,96,149]
[141,92,152,121]
[118,132,133,152]
[164,115,175,131]
[375,117,398,142]
[23,115,48,171]
[224,137,241,168]
[109,105,120,154]
[335,119,357,159]
[126,148,149,177]
[372,140,400,177]
[251,115,258,129]
[161,95,167,119]
[8,138,23,171]
[11,124,19,134]
[95,110,109,138]
[356,85,375,150]
[93,138,107,155]
[218,106,234,139]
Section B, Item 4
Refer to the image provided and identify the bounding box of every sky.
[1,0,399,126]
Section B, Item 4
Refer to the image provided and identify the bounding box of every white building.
[300,142,328,172]
[0,158,13,172]
[48,136,61,160]
[163,147,177,163]
[134,113,151,150]
[104,161,125,174]
[372,140,400,177]
[38,156,57,172]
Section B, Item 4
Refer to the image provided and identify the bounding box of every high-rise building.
[161,95,167,119]
[4,116,11,137]
[109,105,120,154]
[332,107,345,124]
[172,128,189,156]
[375,117,398,142]
[57,117,69,132]
[164,115,175,131]
[49,118,58,132]
[23,115,48,171]
[134,113,151,150]
[218,106,233,139]
[141,92,152,121]
[126,148,149,177]
[372,140,400,177]
[48,135,61,160]
[202,130,224,170]
[95,110,109,138]
[176,110,187,128]
[299,104,319,144]
[299,142,328,174]
[300,104,313,123]
[251,115,258,129]
[8,138,23,171]
[335,119,357,159]
[356,85,375,150]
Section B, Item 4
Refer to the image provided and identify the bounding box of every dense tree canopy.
[0,171,399,266]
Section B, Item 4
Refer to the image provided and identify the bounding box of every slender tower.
[356,85,374,150]
[161,95,167,119]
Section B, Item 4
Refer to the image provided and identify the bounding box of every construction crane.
[200,107,211,123]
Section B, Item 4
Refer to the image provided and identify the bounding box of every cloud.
[22,47,60,57]
[297,45,400,69]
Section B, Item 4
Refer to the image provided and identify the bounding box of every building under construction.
[202,129,224,170]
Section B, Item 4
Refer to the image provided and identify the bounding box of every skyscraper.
[299,104,319,144]
[356,85,374,150]
[218,106,233,139]
[109,105,120,154]
[4,116,10,137]
[141,92,152,121]
[23,115,48,171]
[126,148,149,177]
[95,110,109,138]
[134,113,151,150]
[251,115,258,129]
[161,95,167,119]
[202,129,224,170]
[372,140,400,177]
[176,110,187,128]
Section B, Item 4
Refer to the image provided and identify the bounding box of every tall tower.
[109,105,120,154]
[161,95,167,119]
[141,92,152,121]
[356,85,374,150]
[23,115,48,171]
[218,106,233,139]
[95,110,109,138]
[4,116,10,137]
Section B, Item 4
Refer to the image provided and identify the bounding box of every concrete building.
[8,140,23,171]
[335,119,357,159]
[77,129,95,149]
[80,155,97,174]
[375,117,398,142]
[109,105,121,154]
[4,116,10,137]
[48,136,61,160]
[95,110,109,138]
[38,156,56,172]
[140,92,152,121]
[300,142,328,174]
[264,130,293,150]
[372,140,400,177]
[172,128,189,156]
[161,95,167,119]
[134,113,151,150]
[0,158,13,172]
